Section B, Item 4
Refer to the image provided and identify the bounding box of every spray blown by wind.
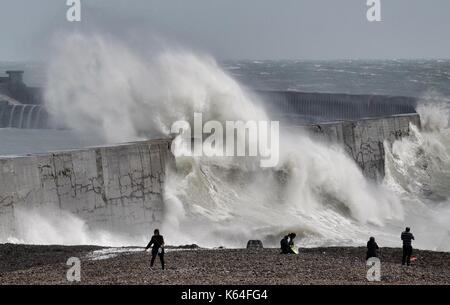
[45,34,266,143]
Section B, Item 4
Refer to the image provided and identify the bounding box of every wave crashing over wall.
[1,34,449,251]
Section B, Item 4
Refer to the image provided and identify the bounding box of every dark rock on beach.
[0,244,449,285]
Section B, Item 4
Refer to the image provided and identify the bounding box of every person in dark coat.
[280,235,290,254]
[366,236,379,260]
[144,229,165,270]
[401,227,415,266]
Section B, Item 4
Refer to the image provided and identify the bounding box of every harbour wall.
[259,90,418,123]
[1,90,419,129]
[303,113,421,180]
[0,101,49,129]
[0,114,420,241]
[0,138,173,240]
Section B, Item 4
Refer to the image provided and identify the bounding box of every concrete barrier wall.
[0,114,420,241]
[2,90,420,129]
[0,102,49,128]
[259,90,418,123]
[0,138,174,239]
[304,114,421,179]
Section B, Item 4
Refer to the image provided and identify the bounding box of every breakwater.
[304,113,421,179]
[0,101,49,129]
[0,113,421,241]
[0,138,173,240]
[1,90,419,129]
[258,90,418,123]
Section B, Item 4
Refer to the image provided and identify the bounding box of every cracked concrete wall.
[307,114,421,180]
[0,114,420,241]
[0,138,174,240]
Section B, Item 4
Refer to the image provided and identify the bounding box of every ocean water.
[223,59,450,98]
[3,59,450,96]
[1,37,449,250]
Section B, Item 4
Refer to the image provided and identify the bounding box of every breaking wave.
[7,205,144,246]
[162,131,403,248]
[44,34,266,143]
[384,102,450,251]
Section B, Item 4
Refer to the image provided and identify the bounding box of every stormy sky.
[0,0,449,61]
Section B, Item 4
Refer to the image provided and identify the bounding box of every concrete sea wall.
[1,90,419,129]
[0,101,49,129]
[304,113,421,180]
[0,114,420,242]
[259,90,418,123]
[0,138,174,240]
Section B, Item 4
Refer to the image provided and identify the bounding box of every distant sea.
[222,59,450,99]
[2,59,450,98]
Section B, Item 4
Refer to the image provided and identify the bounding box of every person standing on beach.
[366,237,379,260]
[401,227,415,266]
[144,229,165,270]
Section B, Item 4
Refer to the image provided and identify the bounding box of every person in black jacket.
[366,236,379,260]
[401,227,415,266]
[144,229,165,270]
[280,235,290,254]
